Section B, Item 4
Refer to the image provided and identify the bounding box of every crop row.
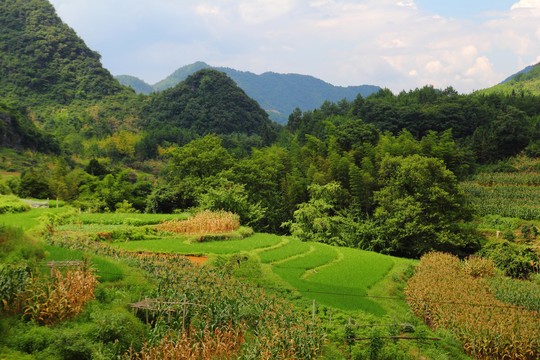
[405,252,540,359]
[461,183,540,220]
[46,232,325,359]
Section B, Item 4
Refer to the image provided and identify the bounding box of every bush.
[478,240,539,279]
[0,264,30,313]
[91,307,146,353]
[54,327,94,360]
[14,325,58,354]
[0,195,30,214]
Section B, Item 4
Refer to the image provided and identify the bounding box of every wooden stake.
[312,300,315,322]
[329,307,332,327]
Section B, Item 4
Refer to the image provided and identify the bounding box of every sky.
[47,0,540,94]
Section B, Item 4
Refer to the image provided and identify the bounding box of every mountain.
[479,62,540,95]
[115,75,154,95]
[117,61,381,124]
[0,0,130,107]
[500,64,535,84]
[152,62,211,91]
[138,69,278,157]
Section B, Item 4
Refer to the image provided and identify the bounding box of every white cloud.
[195,4,221,16]
[511,0,540,9]
[238,0,297,24]
[47,0,540,94]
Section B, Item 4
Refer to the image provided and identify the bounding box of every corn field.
[124,324,245,360]
[19,266,98,326]
[405,252,540,359]
[461,158,540,220]
[158,210,240,235]
[46,232,325,359]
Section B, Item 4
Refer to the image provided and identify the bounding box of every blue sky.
[416,0,514,19]
[48,0,540,93]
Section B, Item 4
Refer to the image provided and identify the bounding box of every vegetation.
[478,61,540,96]
[405,252,540,359]
[0,195,30,214]
[1,1,540,358]
[158,210,240,236]
[134,61,381,124]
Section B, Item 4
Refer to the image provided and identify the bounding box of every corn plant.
[158,210,240,235]
[20,266,98,326]
[405,252,540,360]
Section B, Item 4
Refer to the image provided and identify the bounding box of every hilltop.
[117,61,381,124]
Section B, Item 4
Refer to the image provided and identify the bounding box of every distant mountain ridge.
[500,64,535,84]
[479,62,540,95]
[116,62,381,123]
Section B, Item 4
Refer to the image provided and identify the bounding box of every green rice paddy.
[2,209,409,316]
[114,233,282,255]
[44,245,124,282]
[0,207,69,230]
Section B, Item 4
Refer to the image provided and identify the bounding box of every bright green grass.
[75,212,190,225]
[309,247,395,291]
[0,207,69,230]
[44,245,124,282]
[273,245,395,315]
[56,223,134,232]
[113,233,282,255]
[258,237,311,263]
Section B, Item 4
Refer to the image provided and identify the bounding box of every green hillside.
[120,61,381,124]
[478,62,540,95]
[0,102,59,153]
[139,69,279,155]
[0,0,129,107]
[115,75,154,95]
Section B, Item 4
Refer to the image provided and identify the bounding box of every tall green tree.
[370,155,480,258]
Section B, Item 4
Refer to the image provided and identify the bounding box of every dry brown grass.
[158,210,240,235]
[19,267,98,326]
[124,324,245,360]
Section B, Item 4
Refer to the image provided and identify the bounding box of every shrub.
[92,307,146,353]
[0,195,30,214]
[478,240,539,278]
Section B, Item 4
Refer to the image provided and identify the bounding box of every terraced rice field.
[261,238,395,315]
[115,233,400,315]
[115,233,282,254]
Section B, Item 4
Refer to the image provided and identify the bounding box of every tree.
[166,135,232,181]
[283,182,356,246]
[197,182,265,228]
[369,155,480,258]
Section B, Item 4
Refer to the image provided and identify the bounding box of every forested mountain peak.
[118,61,381,124]
[138,69,278,157]
[0,0,129,107]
